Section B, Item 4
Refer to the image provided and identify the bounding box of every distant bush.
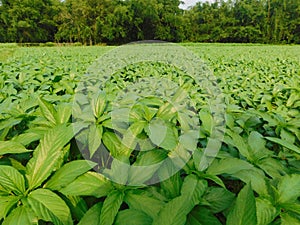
[73,42,82,46]
[45,42,55,47]
[0,43,18,48]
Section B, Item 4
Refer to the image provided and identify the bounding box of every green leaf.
[125,190,165,219]
[0,196,20,219]
[256,198,278,225]
[168,144,192,170]
[197,138,222,171]
[277,174,300,203]
[26,124,74,190]
[186,206,222,225]
[281,213,300,225]
[91,91,107,118]
[226,184,257,225]
[104,157,130,185]
[102,132,131,158]
[55,103,72,124]
[88,124,103,158]
[199,109,213,134]
[145,118,177,151]
[226,130,251,159]
[115,209,153,225]
[258,158,287,179]
[0,118,22,135]
[28,188,72,225]
[287,92,300,107]
[2,205,38,225]
[158,161,182,199]
[156,102,176,121]
[202,187,235,213]
[265,137,300,154]
[248,131,272,160]
[280,202,300,216]
[45,160,97,191]
[60,171,113,198]
[0,165,25,194]
[232,169,268,196]
[206,158,254,175]
[0,141,32,155]
[178,112,192,131]
[63,196,88,222]
[11,132,41,146]
[128,150,167,185]
[78,202,102,225]
[122,121,146,149]
[153,175,207,225]
[198,173,225,188]
[179,130,199,151]
[100,190,124,225]
[38,97,57,125]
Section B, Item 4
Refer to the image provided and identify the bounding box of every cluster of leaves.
[0,44,300,225]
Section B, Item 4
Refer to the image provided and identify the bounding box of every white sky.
[179,0,212,9]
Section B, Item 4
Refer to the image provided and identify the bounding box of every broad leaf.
[26,124,74,190]
[0,165,25,194]
[258,158,287,179]
[78,202,102,225]
[64,196,88,222]
[265,137,300,154]
[11,132,41,146]
[277,174,300,203]
[202,187,235,213]
[2,205,38,225]
[128,150,167,185]
[0,195,20,219]
[197,173,225,188]
[158,161,182,199]
[256,198,278,225]
[232,169,268,196]
[0,141,31,155]
[248,131,272,160]
[60,171,113,198]
[9,158,26,172]
[199,109,213,134]
[206,158,254,175]
[102,132,131,158]
[55,103,72,124]
[197,138,222,171]
[99,190,124,225]
[88,124,103,158]
[225,130,251,159]
[45,160,97,191]
[179,130,199,151]
[280,202,300,215]
[226,184,257,225]
[91,91,107,119]
[145,118,177,151]
[38,97,57,125]
[125,190,165,219]
[153,175,207,225]
[122,121,146,149]
[115,209,153,225]
[281,213,300,225]
[28,188,72,225]
[186,206,222,225]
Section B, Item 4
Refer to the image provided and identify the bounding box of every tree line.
[0,0,299,44]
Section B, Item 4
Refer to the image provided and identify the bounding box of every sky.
[179,0,212,9]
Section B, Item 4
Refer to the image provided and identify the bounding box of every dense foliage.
[0,43,299,224]
[0,0,299,44]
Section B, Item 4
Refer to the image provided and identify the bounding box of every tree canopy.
[0,0,299,44]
